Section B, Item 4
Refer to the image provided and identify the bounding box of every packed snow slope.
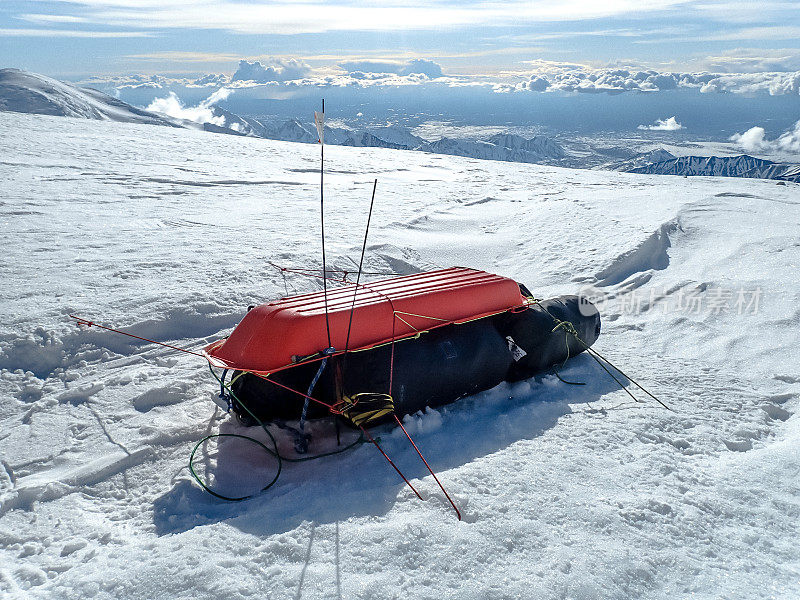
[1,111,799,599]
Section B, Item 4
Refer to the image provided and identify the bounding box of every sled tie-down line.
[69,286,464,520]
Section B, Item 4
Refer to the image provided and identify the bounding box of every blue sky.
[1,1,800,78]
[2,1,799,143]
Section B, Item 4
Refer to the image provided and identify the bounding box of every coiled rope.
[188,364,368,502]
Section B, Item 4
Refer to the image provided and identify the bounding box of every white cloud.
[703,49,800,73]
[401,59,443,78]
[231,59,311,82]
[698,71,800,95]
[340,59,443,78]
[126,51,240,64]
[145,88,232,126]
[0,28,152,37]
[638,25,800,45]
[203,87,232,104]
[193,73,230,86]
[20,14,89,24]
[520,76,550,91]
[638,116,683,131]
[691,1,799,24]
[730,126,767,151]
[730,120,800,153]
[497,66,800,96]
[776,121,800,153]
[28,1,689,35]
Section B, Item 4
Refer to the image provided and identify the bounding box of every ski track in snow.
[1,111,799,599]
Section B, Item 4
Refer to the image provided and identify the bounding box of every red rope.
[70,315,337,411]
[389,310,397,396]
[268,263,351,285]
[69,316,206,358]
[269,263,399,279]
[249,371,336,411]
[350,280,400,396]
[393,415,461,520]
[359,425,422,500]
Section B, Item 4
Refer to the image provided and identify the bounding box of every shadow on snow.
[153,354,622,536]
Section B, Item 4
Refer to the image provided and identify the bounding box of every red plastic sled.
[203,267,526,373]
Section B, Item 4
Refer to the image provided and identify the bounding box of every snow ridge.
[0,69,179,127]
[595,219,679,287]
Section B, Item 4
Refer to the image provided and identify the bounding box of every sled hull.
[204,267,527,374]
[229,294,601,425]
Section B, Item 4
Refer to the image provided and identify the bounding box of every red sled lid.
[203,267,525,373]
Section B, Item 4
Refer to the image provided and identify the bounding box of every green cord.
[189,364,367,502]
[550,320,586,386]
[532,299,670,410]
[189,432,281,501]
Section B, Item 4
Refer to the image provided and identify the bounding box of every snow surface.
[1,111,799,599]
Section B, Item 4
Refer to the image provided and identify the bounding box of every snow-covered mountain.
[0,68,179,127]
[638,148,677,164]
[612,148,677,170]
[341,130,407,149]
[366,125,427,149]
[625,154,800,182]
[418,134,566,164]
[320,125,352,145]
[246,121,566,163]
[206,106,270,137]
[484,133,566,159]
[260,117,317,143]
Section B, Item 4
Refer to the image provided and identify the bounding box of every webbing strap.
[218,368,232,410]
[296,347,335,453]
[339,393,395,428]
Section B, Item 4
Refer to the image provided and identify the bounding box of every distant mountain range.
[622,153,800,183]
[2,69,798,182]
[0,68,567,165]
[219,112,565,162]
[611,148,678,171]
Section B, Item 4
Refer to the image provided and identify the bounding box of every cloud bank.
[87,56,800,99]
[340,58,443,78]
[638,116,683,131]
[231,59,311,82]
[499,67,800,96]
[730,120,800,153]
